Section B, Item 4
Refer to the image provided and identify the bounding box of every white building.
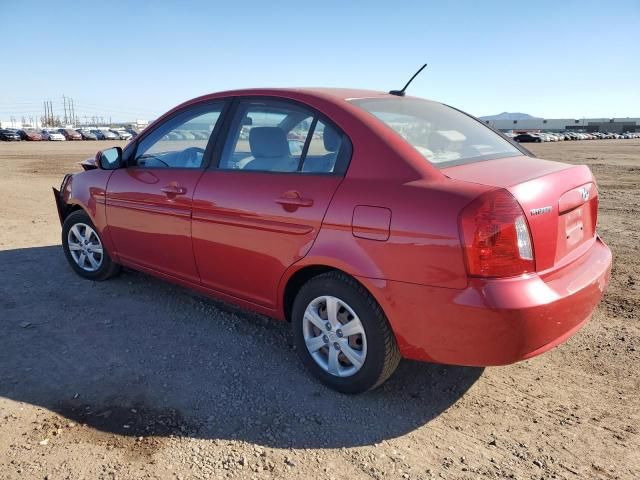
[0,120,23,129]
[483,117,640,133]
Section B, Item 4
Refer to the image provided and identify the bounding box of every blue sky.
[1,0,638,122]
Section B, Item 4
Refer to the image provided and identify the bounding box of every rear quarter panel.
[285,176,491,292]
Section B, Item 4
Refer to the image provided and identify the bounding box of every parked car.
[53,88,612,393]
[0,129,22,141]
[41,129,65,141]
[110,129,132,140]
[76,129,98,140]
[90,129,106,140]
[125,128,140,138]
[99,129,119,140]
[58,128,82,141]
[17,129,43,141]
[514,133,542,143]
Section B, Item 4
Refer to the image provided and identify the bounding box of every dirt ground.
[0,139,638,480]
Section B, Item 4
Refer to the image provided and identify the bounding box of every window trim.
[210,96,352,176]
[124,99,230,171]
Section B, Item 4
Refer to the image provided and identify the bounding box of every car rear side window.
[217,99,350,174]
[350,98,521,168]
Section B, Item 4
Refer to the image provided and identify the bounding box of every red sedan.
[53,88,612,393]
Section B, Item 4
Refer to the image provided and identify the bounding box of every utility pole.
[63,95,67,125]
[47,100,54,126]
[70,98,76,126]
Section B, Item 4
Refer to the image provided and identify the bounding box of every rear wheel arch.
[282,264,389,324]
[283,265,338,322]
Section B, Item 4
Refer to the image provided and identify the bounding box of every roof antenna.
[389,63,428,97]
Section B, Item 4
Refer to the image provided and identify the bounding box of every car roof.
[182,88,436,109]
[208,87,399,101]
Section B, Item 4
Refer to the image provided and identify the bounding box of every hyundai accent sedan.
[53,88,612,393]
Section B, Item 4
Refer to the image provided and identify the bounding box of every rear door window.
[217,99,350,174]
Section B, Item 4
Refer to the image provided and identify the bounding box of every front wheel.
[292,272,401,394]
[62,210,121,280]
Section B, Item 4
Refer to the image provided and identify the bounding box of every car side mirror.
[96,147,123,170]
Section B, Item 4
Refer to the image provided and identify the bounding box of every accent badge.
[530,206,552,216]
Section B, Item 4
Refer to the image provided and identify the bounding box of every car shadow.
[0,245,483,449]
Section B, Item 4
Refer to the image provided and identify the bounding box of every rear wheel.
[62,210,120,281]
[292,272,400,394]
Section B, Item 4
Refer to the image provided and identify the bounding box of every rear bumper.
[361,236,612,366]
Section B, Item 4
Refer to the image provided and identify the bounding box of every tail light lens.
[459,189,535,277]
[590,185,599,236]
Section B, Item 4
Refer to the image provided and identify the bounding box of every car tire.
[292,271,401,394]
[62,209,121,281]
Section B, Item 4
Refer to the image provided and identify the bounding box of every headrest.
[323,125,341,152]
[249,127,289,158]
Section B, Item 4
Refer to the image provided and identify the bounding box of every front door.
[106,101,225,283]
[192,98,350,308]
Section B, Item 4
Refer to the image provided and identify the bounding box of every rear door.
[106,101,225,283]
[192,98,351,308]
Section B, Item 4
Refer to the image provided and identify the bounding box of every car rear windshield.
[349,97,522,168]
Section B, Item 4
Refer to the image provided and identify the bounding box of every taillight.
[459,189,535,278]
[590,185,599,236]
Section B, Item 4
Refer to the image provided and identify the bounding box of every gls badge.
[530,206,552,216]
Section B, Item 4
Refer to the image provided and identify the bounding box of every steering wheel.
[138,155,170,168]
[179,147,205,167]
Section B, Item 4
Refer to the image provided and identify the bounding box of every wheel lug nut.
[322,335,329,343]
[325,322,332,331]
[333,342,340,350]
[336,329,343,338]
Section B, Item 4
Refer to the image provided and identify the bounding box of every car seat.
[302,125,341,173]
[243,127,297,172]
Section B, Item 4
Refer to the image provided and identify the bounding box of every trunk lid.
[444,155,598,272]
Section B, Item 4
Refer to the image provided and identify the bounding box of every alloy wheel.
[302,296,367,377]
[67,223,103,272]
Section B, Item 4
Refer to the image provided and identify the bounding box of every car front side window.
[133,103,224,169]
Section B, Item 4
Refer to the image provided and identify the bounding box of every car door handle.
[161,185,187,195]
[275,192,314,208]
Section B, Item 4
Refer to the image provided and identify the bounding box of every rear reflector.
[459,189,535,277]
[514,215,534,260]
